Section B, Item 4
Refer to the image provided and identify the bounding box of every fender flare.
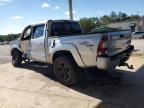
[10,44,22,55]
[50,43,85,68]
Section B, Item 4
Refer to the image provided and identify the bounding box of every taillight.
[97,35,108,56]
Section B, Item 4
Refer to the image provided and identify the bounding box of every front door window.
[22,26,31,40]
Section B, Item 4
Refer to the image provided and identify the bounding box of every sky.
[0,0,144,35]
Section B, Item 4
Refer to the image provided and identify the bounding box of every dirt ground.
[132,39,144,55]
[0,56,144,108]
[0,44,144,108]
[0,45,11,64]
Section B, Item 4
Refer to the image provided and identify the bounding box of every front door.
[20,25,31,54]
[31,24,46,62]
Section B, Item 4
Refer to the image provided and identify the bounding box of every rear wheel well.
[52,51,76,64]
[11,48,22,56]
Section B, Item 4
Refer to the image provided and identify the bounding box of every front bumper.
[96,45,134,70]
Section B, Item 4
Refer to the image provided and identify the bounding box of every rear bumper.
[96,45,134,70]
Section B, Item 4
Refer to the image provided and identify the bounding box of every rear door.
[30,24,46,62]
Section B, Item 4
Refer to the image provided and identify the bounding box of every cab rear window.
[51,22,82,36]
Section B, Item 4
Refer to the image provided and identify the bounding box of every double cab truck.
[10,20,134,86]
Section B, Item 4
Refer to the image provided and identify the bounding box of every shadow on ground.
[19,62,144,108]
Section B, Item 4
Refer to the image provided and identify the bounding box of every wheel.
[54,56,78,86]
[11,49,22,67]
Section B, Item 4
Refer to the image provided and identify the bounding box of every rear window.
[51,22,82,36]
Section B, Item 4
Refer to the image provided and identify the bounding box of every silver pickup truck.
[10,20,134,86]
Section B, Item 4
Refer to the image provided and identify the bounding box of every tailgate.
[107,30,132,56]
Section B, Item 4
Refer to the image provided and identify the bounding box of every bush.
[0,34,20,42]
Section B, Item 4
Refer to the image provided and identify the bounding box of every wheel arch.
[51,50,84,67]
[11,48,22,56]
[52,50,73,62]
[10,44,22,56]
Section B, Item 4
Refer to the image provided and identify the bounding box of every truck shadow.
[20,61,56,80]
[73,66,144,108]
[19,62,144,108]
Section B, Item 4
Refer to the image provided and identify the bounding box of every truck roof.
[50,20,78,22]
[31,20,78,26]
[31,23,45,26]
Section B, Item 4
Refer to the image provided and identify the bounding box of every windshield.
[51,22,82,36]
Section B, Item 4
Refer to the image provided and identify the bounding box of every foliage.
[79,18,97,33]
[110,11,117,22]
[0,34,20,42]
[79,11,143,33]
[117,12,128,21]
[100,15,111,25]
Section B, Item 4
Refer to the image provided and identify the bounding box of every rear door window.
[32,25,45,39]
[51,22,82,36]
[51,23,63,36]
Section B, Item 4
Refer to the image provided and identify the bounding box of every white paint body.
[10,22,133,70]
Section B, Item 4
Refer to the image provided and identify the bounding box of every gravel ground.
[0,56,144,108]
[132,39,144,55]
[0,45,11,64]
[0,41,144,108]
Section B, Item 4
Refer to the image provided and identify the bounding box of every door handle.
[51,40,55,48]
[85,44,94,46]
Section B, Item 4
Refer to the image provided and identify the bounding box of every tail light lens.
[98,35,108,56]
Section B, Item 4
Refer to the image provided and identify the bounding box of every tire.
[54,56,78,86]
[11,49,22,67]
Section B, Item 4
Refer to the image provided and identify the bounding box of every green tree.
[117,12,123,21]
[79,18,96,33]
[0,34,20,42]
[131,15,141,20]
[100,15,111,25]
[0,37,4,42]
[89,17,101,28]
[110,11,117,22]
[121,13,128,20]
